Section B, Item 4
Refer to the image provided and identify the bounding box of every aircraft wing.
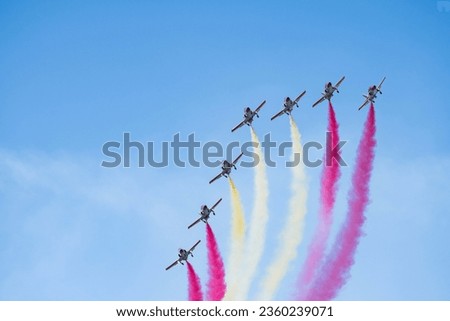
[210,198,223,210]
[294,90,306,103]
[232,152,244,166]
[209,173,223,184]
[377,76,386,90]
[189,240,201,253]
[254,100,266,114]
[231,120,246,133]
[165,260,179,271]
[312,96,326,108]
[270,109,285,121]
[188,218,202,229]
[358,99,370,111]
[335,76,345,88]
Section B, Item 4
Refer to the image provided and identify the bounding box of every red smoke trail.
[307,103,376,300]
[296,102,341,299]
[206,223,226,300]
[187,262,203,301]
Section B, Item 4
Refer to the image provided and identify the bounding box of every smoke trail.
[235,127,269,300]
[187,262,203,301]
[296,102,341,299]
[223,177,246,300]
[307,103,377,300]
[258,116,308,300]
[206,223,226,300]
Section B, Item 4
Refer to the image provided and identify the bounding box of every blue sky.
[0,1,449,300]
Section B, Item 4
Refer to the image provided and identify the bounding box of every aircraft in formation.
[231,100,266,132]
[165,240,201,271]
[358,77,386,110]
[208,152,244,184]
[312,76,346,108]
[188,198,223,229]
[166,76,385,270]
[271,91,306,121]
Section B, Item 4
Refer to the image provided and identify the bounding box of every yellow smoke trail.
[234,128,269,300]
[223,177,246,300]
[257,116,308,300]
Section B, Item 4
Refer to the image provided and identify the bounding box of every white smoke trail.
[223,177,246,300]
[234,127,269,300]
[257,116,308,300]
